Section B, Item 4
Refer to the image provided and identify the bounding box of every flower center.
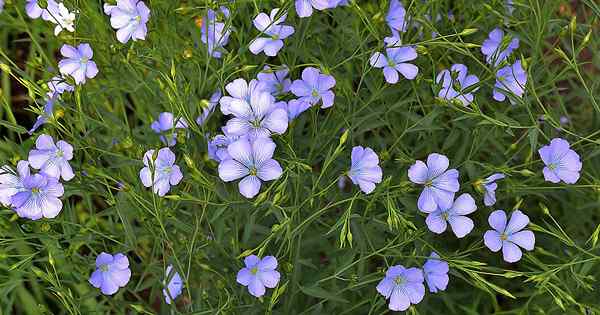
[424,180,433,187]
[500,233,508,241]
[31,187,41,194]
[311,89,319,97]
[135,15,141,23]
[393,275,405,285]
[250,267,258,275]
[163,166,173,174]
[498,75,505,82]
[387,58,396,67]
[100,264,109,272]
[56,150,64,158]
[249,167,257,176]
[548,163,557,170]
[81,57,89,64]
[441,211,449,221]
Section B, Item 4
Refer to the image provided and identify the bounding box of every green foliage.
[0,0,599,314]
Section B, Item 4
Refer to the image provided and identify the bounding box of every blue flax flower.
[290,67,336,108]
[196,90,221,126]
[376,265,425,311]
[0,161,30,207]
[139,148,183,196]
[11,172,64,220]
[58,43,99,85]
[151,112,189,146]
[482,173,505,206]
[538,138,582,184]
[424,193,477,238]
[484,210,535,263]
[481,28,519,66]
[257,65,292,96]
[436,64,480,106]
[201,7,231,58]
[237,255,280,297]
[223,90,288,139]
[104,0,150,43]
[28,134,75,181]
[493,60,527,103]
[218,137,283,199]
[89,252,131,295]
[348,146,383,194]
[369,46,418,84]
[408,153,459,213]
[423,252,449,293]
[250,9,295,57]
[163,265,183,304]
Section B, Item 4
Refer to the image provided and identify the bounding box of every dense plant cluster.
[0,0,599,314]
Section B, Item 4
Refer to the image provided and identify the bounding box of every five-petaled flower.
[139,148,183,196]
[348,146,383,194]
[200,7,231,58]
[218,137,283,198]
[295,0,334,18]
[249,8,295,57]
[493,60,527,103]
[237,255,281,297]
[89,252,132,295]
[369,46,418,84]
[290,67,336,109]
[408,153,460,213]
[484,210,535,263]
[436,64,480,106]
[163,265,183,305]
[423,252,449,293]
[58,43,99,85]
[538,138,582,184]
[424,193,477,238]
[11,172,64,220]
[28,134,75,181]
[223,89,288,139]
[104,0,151,44]
[376,265,425,311]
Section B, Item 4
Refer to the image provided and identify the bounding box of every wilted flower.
[408,153,459,212]
[369,46,418,84]
[47,75,74,98]
[436,64,480,106]
[482,173,505,206]
[89,252,131,295]
[220,78,267,115]
[139,148,183,196]
[218,137,283,198]
[376,265,425,311]
[493,60,527,103]
[196,90,221,125]
[150,112,189,146]
[29,97,55,134]
[47,1,76,36]
[386,0,408,35]
[223,90,288,139]
[250,9,295,56]
[104,0,150,44]
[58,43,99,85]
[348,146,383,194]
[424,193,477,238]
[423,252,449,293]
[484,210,535,263]
[11,172,64,220]
[257,65,292,96]
[481,28,519,66]
[28,134,75,181]
[538,138,582,184]
[290,67,336,108]
[237,255,280,297]
[163,265,183,304]
[0,161,31,207]
[201,7,231,58]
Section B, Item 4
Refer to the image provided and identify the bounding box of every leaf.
[0,120,27,134]
[299,285,349,304]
